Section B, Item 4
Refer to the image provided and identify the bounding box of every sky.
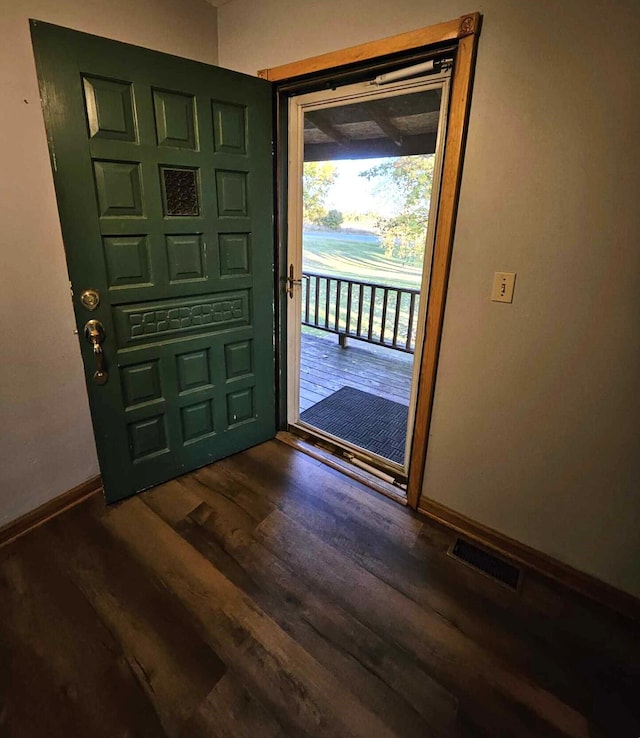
[324,158,397,217]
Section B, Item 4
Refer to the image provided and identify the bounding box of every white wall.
[219,0,640,597]
[0,0,218,527]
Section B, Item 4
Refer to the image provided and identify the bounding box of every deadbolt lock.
[80,288,100,311]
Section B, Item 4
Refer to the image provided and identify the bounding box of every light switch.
[491,272,516,303]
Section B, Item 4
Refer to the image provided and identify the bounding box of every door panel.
[31,21,276,502]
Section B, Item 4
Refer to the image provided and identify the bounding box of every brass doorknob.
[84,319,108,385]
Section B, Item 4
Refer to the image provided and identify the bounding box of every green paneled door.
[31,21,276,502]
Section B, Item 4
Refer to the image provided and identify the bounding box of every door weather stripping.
[346,454,396,483]
[344,453,406,489]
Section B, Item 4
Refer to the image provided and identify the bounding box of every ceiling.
[304,87,442,161]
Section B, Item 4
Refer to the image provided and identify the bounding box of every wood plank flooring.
[300,329,413,411]
[1,439,639,737]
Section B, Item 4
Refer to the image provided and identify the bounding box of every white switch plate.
[491,272,516,303]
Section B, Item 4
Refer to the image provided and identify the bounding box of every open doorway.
[264,14,480,506]
[286,70,450,486]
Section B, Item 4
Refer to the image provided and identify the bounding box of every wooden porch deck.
[299,329,414,413]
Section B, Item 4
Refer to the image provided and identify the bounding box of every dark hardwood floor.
[1,439,639,737]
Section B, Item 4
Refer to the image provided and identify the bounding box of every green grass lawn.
[302,230,423,289]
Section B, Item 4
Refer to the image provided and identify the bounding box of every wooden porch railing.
[301,271,420,354]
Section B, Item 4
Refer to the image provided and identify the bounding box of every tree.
[303,162,338,224]
[360,155,435,262]
[319,209,343,230]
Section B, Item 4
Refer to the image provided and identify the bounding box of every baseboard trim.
[419,497,640,623]
[3,467,635,622]
[0,475,102,548]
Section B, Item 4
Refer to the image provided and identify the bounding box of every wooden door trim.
[407,31,479,507]
[258,13,480,81]
[264,14,481,509]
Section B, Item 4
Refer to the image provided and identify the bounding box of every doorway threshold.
[277,430,407,506]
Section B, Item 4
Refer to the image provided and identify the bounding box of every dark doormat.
[300,386,409,465]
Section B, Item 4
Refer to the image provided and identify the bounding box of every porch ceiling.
[304,87,442,161]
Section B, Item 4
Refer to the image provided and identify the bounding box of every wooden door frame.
[260,12,481,509]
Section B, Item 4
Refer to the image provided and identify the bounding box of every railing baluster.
[406,292,417,351]
[356,283,364,337]
[346,281,353,336]
[335,280,341,332]
[304,275,311,323]
[314,276,320,327]
[324,277,330,329]
[380,288,389,345]
[392,291,402,347]
[368,286,376,341]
